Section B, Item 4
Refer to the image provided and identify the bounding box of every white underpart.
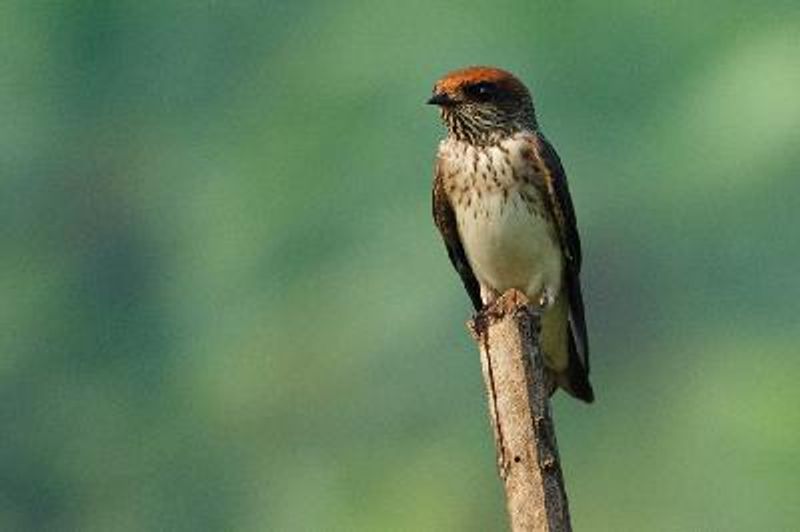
[439,134,563,305]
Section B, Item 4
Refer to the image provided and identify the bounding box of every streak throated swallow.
[429,66,594,402]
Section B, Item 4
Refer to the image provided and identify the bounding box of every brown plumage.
[429,66,594,402]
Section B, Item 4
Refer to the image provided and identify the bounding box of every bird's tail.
[541,291,594,403]
[555,332,594,403]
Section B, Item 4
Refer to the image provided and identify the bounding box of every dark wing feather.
[432,160,482,310]
[537,134,590,374]
[537,135,582,269]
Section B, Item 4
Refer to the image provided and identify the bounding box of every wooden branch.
[468,289,572,532]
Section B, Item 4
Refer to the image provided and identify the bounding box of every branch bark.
[468,289,572,532]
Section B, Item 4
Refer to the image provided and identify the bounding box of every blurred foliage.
[2,1,800,530]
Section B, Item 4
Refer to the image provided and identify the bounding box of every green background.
[3,1,799,530]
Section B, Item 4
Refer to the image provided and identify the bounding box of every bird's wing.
[533,134,590,372]
[433,157,483,310]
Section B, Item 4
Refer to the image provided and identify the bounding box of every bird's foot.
[537,289,556,310]
[471,287,504,337]
[480,285,501,306]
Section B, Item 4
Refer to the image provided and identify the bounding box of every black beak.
[427,92,455,106]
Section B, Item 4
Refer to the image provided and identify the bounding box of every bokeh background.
[3,1,799,530]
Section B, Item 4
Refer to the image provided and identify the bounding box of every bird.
[429,66,594,402]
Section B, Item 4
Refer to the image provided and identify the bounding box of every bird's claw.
[537,290,556,309]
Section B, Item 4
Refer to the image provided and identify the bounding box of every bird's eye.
[464,81,498,102]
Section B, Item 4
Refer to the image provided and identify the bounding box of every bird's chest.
[441,139,563,295]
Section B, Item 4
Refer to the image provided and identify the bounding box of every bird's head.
[428,66,537,144]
